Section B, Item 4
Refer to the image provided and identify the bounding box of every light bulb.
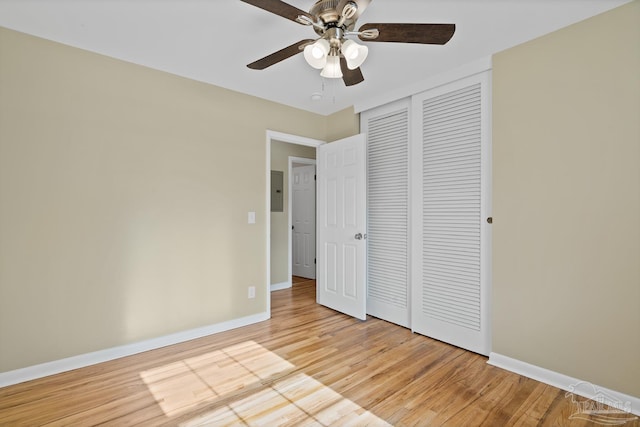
[320,55,343,79]
[303,39,329,69]
[311,46,324,59]
[341,39,368,70]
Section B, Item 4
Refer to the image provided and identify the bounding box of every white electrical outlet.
[248,211,256,224]
[248,286,256,299]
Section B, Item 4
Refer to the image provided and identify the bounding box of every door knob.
[355,233,366,240]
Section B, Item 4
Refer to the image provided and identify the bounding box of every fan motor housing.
[310,0,340,23]
[310,0,358,35]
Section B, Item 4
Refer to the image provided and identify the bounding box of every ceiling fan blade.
[358,23,455,44]
[240,0,314,24]
[336,0,372,22]
[340,57,365,86]
[247,39,315,70]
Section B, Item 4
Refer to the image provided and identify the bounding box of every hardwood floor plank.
[1,280,637,426]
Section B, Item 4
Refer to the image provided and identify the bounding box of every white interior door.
[292,164,316,279]
[411,72,491,356]
[362,99,411,328]
[317,134,367,320]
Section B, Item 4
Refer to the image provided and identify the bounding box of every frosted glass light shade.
[320,55,343,78]
[341,39,368,70]
[303,39,330,69]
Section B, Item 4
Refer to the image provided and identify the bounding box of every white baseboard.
[488,352,640,417]
[0,312,269,388]
[270,281,291,291]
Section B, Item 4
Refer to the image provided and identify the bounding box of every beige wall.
[269,141,316,285]
[0,27,354,372]
[325,106,360,141]
[493,1,639,397]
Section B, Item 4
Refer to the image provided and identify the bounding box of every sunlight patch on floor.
[139,340,391,426]
[182,371,392,426]
[140,340,294,417]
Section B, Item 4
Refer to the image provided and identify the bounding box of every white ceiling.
[0,0,631,115]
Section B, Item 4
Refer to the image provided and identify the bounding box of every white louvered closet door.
[411,72,491,355]
[362,99,410,327]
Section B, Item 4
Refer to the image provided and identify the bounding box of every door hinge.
[314,174,316,180]
[314,258,316,264]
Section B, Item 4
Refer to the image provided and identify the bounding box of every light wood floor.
[1,279,638,426]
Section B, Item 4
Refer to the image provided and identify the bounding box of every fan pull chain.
[331,78,336,104]
[321,77,336,104]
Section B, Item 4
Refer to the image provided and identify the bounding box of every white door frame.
[266,130,324,316]
[289,157,317,281]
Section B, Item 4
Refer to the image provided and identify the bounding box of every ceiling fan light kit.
[304,27,367,77]
[241,0,456,86]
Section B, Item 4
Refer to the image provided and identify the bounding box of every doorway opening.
[266,131,324,316]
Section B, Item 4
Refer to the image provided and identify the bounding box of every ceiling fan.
[241,0,456,86]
